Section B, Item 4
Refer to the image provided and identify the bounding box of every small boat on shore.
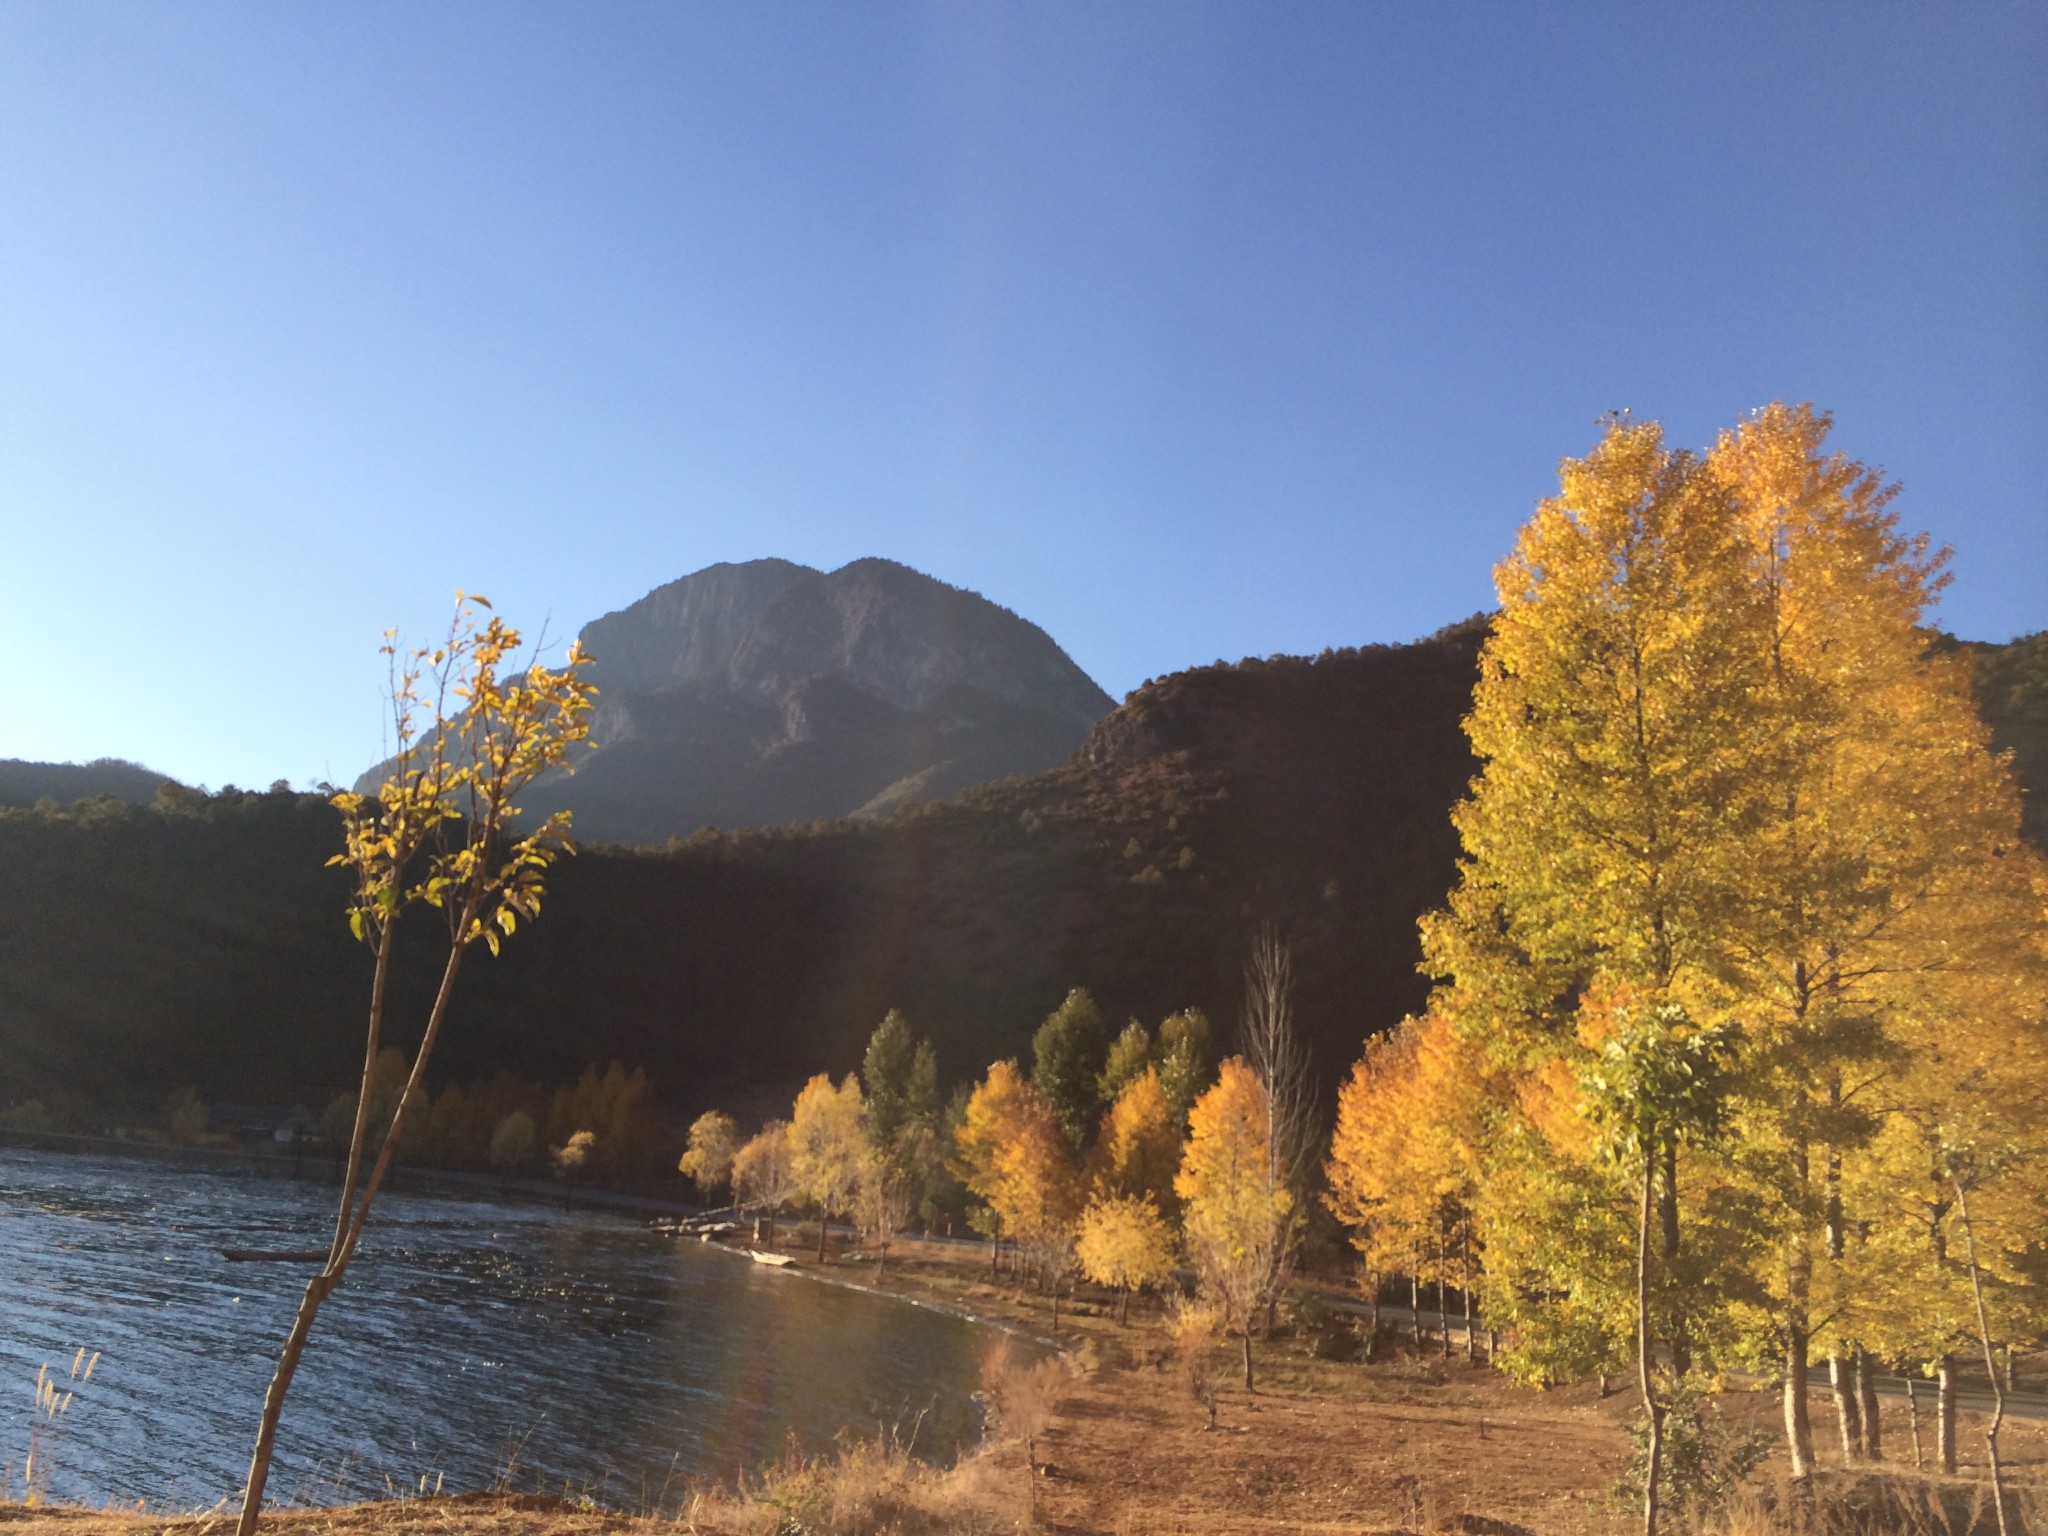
[747,1249,793,1267]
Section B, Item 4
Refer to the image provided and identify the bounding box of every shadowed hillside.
[3,623,2038,1116]
[0,757,176,809]
[1947,628,2048,847]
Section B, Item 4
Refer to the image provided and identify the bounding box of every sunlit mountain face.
[358,558,1117,846]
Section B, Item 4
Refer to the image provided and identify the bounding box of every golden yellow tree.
[953,1059,1030,1270]
[1700,403,2040,1477]
[1417,417,1796,1536]
[679,1110,742,1201]
[1326,1014,1493,1356]
[238,596,594,1536]
[1076,1194,1176,1324]
[789,1073,867,1261]
[1092,1066,1183,1220]
[732,1119,797,1245]
[954,1059,1086,1325]
[1177,1057,1291,1391]
[544,1062,662,1178]
[852,1139,915,1283]
[1424,418,1767,1046]
[995,1082,1087,1327]
[1419,404,2048,1520]
[1855,859,2048,1522]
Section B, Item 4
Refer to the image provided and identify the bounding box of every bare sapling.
[1169,1295,1223,1432]
[1243,923,1314,1341]
[1951,1166,2012,1536]
[234,596,594,1536]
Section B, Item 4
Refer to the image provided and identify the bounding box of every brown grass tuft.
[679,1434,1020,1536]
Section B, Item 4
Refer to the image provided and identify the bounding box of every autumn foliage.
[1323,405,2048,1534]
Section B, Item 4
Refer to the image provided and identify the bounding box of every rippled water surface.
[0,1148,1026,1509]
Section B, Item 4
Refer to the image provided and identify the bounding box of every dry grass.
[1688,1473,2042,1536]
[677,1434,1022,1536]
[0,1491,693,1534]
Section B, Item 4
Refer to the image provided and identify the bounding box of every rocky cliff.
[473,558,1116,844]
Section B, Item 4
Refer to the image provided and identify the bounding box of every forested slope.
[1,623,2037,1116]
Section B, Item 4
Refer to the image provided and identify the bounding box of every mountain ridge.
[3,622,2037,1114]
[359,557,1117,844]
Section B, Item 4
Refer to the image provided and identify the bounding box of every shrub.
[488,1110,537,1172]
[1615,1379,1774,1519]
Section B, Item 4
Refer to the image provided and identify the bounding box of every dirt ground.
[6,1234,2043,1536]
[1034,1352,1628,1535]
[1031,1345,2048,1536]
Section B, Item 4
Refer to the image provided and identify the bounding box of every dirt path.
[1033,1354,1627,1536]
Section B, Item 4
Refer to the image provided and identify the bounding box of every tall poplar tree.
[1178,1057,1293,1391]
[1701,403,2040,1474]
[1420,417,1767,1442]
[1418,403,2048,1506]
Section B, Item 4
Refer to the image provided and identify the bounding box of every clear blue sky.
[3,4,2042,790]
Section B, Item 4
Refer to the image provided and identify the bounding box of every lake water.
[0,1146,1034,1511]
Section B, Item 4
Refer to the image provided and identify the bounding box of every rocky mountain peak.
[459,558,1118,843]
[578,557,1112,729]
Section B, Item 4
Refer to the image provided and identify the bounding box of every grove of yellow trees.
[667,409,2038,1536]
[1327,405,2046,1536]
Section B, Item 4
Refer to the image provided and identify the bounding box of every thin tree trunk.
[1823,1089,1859,1465]
[1857,1349,1882,1461]
[239,917,472,1536]
[1025,1433,1037,1522]
[1410,1266,1423,1351]
[1660,1135,1687,1377]
[1637,1145,1666,1536]
[875,1238,887,1286]
[235,1272,334,1530]
[330,927,396,1257]
[1907,1374,1925,1470]
[1462,1233,1476,1363]
[1438,1224,1450,1356]
[1831,1353,1864,1462]
[816,1212,828,1263]
[1784,1321,1815,1481]
[1938,1356,1958,1474]
[1242,1326,1254,1392]
[1954,1182,2011,1536]
[1119,1286,1130,1326]
[1783,1143,1815,1481]
[1441,1228,1458,1368]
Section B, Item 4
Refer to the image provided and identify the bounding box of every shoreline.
[9,1146,2044,1534]
[685,1230,1064,1352]
[0,1125,705,1219]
